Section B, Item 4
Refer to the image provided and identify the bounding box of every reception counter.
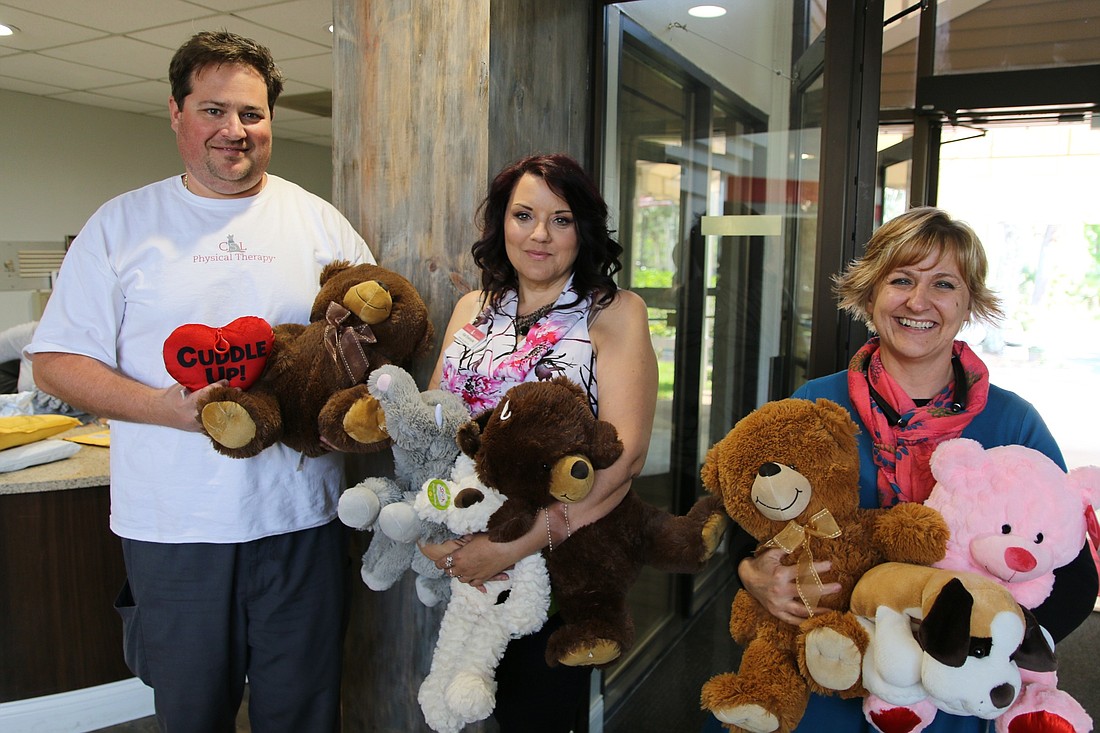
[0,426,130,703]
[0,425,110,495]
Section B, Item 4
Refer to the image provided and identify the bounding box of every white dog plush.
[416,455,552,733]
[849,562,1056,731]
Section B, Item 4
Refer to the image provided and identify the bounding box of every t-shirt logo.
[220,234,247,253]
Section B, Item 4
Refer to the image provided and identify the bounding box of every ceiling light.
[0,23,20,36]
[688,5,727,18]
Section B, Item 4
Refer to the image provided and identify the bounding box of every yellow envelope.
[64,429,111,447]
[0,415,82,450]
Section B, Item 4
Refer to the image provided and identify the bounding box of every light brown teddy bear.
[699,397,950,733]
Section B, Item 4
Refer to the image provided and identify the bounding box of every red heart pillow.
[163,316,274,392]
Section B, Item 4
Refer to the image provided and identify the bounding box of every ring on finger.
[444,554,454,569]
[446,567,454,577]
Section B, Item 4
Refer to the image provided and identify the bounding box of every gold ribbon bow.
[323,300,377,386]
[762,508,842,617]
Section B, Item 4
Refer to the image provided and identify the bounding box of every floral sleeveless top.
[440,280,597,416]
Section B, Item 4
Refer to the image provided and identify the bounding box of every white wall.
[0,89,333,330]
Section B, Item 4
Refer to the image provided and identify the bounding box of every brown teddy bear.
[699,397,950,733]
[197,260,433,459]
[456,376,728,668]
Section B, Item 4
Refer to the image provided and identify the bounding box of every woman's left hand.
[420,533,516,588]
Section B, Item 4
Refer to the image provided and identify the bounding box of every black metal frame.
[807,0,884,378]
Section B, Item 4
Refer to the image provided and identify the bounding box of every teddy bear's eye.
[1001,524,1012,534]
[1034,533,1044,544]
[540,463,551,472]
[500,399,512,421]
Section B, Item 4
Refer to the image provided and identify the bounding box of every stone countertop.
[0,423,109,496]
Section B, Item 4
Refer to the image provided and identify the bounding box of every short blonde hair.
[834,206,1004,328]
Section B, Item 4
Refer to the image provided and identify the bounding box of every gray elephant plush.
[337,364,470,606]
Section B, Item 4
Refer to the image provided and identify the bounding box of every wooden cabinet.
[0,459,129,702]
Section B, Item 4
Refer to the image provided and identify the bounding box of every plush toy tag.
[426,479,453,510]
[163,316,274,391]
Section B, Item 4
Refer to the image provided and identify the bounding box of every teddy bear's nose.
[758,462,781,478]
[571,461,590,480]
[454,488,485,508]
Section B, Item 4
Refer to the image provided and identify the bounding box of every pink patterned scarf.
[848,338,990,506]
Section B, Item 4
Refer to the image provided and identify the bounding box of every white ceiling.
[0,1,814,152]
[0,0,335,147]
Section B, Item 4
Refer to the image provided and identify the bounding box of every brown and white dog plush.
[846,562,1056,732]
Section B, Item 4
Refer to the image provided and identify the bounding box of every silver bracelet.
[544,508,554,552]
[563,504,571,538]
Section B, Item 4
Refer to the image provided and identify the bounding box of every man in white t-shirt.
[27,31,370,732]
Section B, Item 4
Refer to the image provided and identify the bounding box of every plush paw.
[415,575,450,608]
[337,486,382,530]
[995,683,1093,733]
[558,639,621,667]
[701,510,729,559]
[378,501,421,543]
[201,401,257,449]
[343,279,393,324]
[361,563,398,592]
[803,626,862,691]
[865,696,937,733]
[342,393,388,444]
[444,670,495,722]
[711,704,779,733]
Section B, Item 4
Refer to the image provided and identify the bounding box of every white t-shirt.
[28,174,374,543]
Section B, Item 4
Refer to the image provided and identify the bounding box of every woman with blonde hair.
[719,206,1097,733]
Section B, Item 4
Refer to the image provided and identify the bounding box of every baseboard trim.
[0,678,154,732]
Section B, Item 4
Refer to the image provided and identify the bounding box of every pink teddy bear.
[872,438,1100,733]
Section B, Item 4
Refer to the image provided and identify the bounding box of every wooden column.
[332,1,593,730]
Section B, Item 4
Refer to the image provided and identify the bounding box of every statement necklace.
[513,301,556,336]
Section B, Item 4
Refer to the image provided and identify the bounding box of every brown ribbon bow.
[761,508,842,617]
[323,300,377,386]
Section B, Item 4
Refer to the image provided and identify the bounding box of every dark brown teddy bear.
[699,397,950,733]
[456,376,728,668]
[198,260,433,459]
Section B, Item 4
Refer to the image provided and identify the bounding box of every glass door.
[600,0,834,720]
[934,120,1100,471]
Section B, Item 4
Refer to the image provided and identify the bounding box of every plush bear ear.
[1067,464,1100,549]
[589,420,624,469]
[1068,465,1100,515]
[319,259,354,286]
[928,438,985,487]
[700,446,721,496]
[813,398,859,448]
[456,410,491,458]
[412,319,436,359]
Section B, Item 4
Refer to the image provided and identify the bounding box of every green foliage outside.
[1073,223,1100,310]
[656,357,675,400]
